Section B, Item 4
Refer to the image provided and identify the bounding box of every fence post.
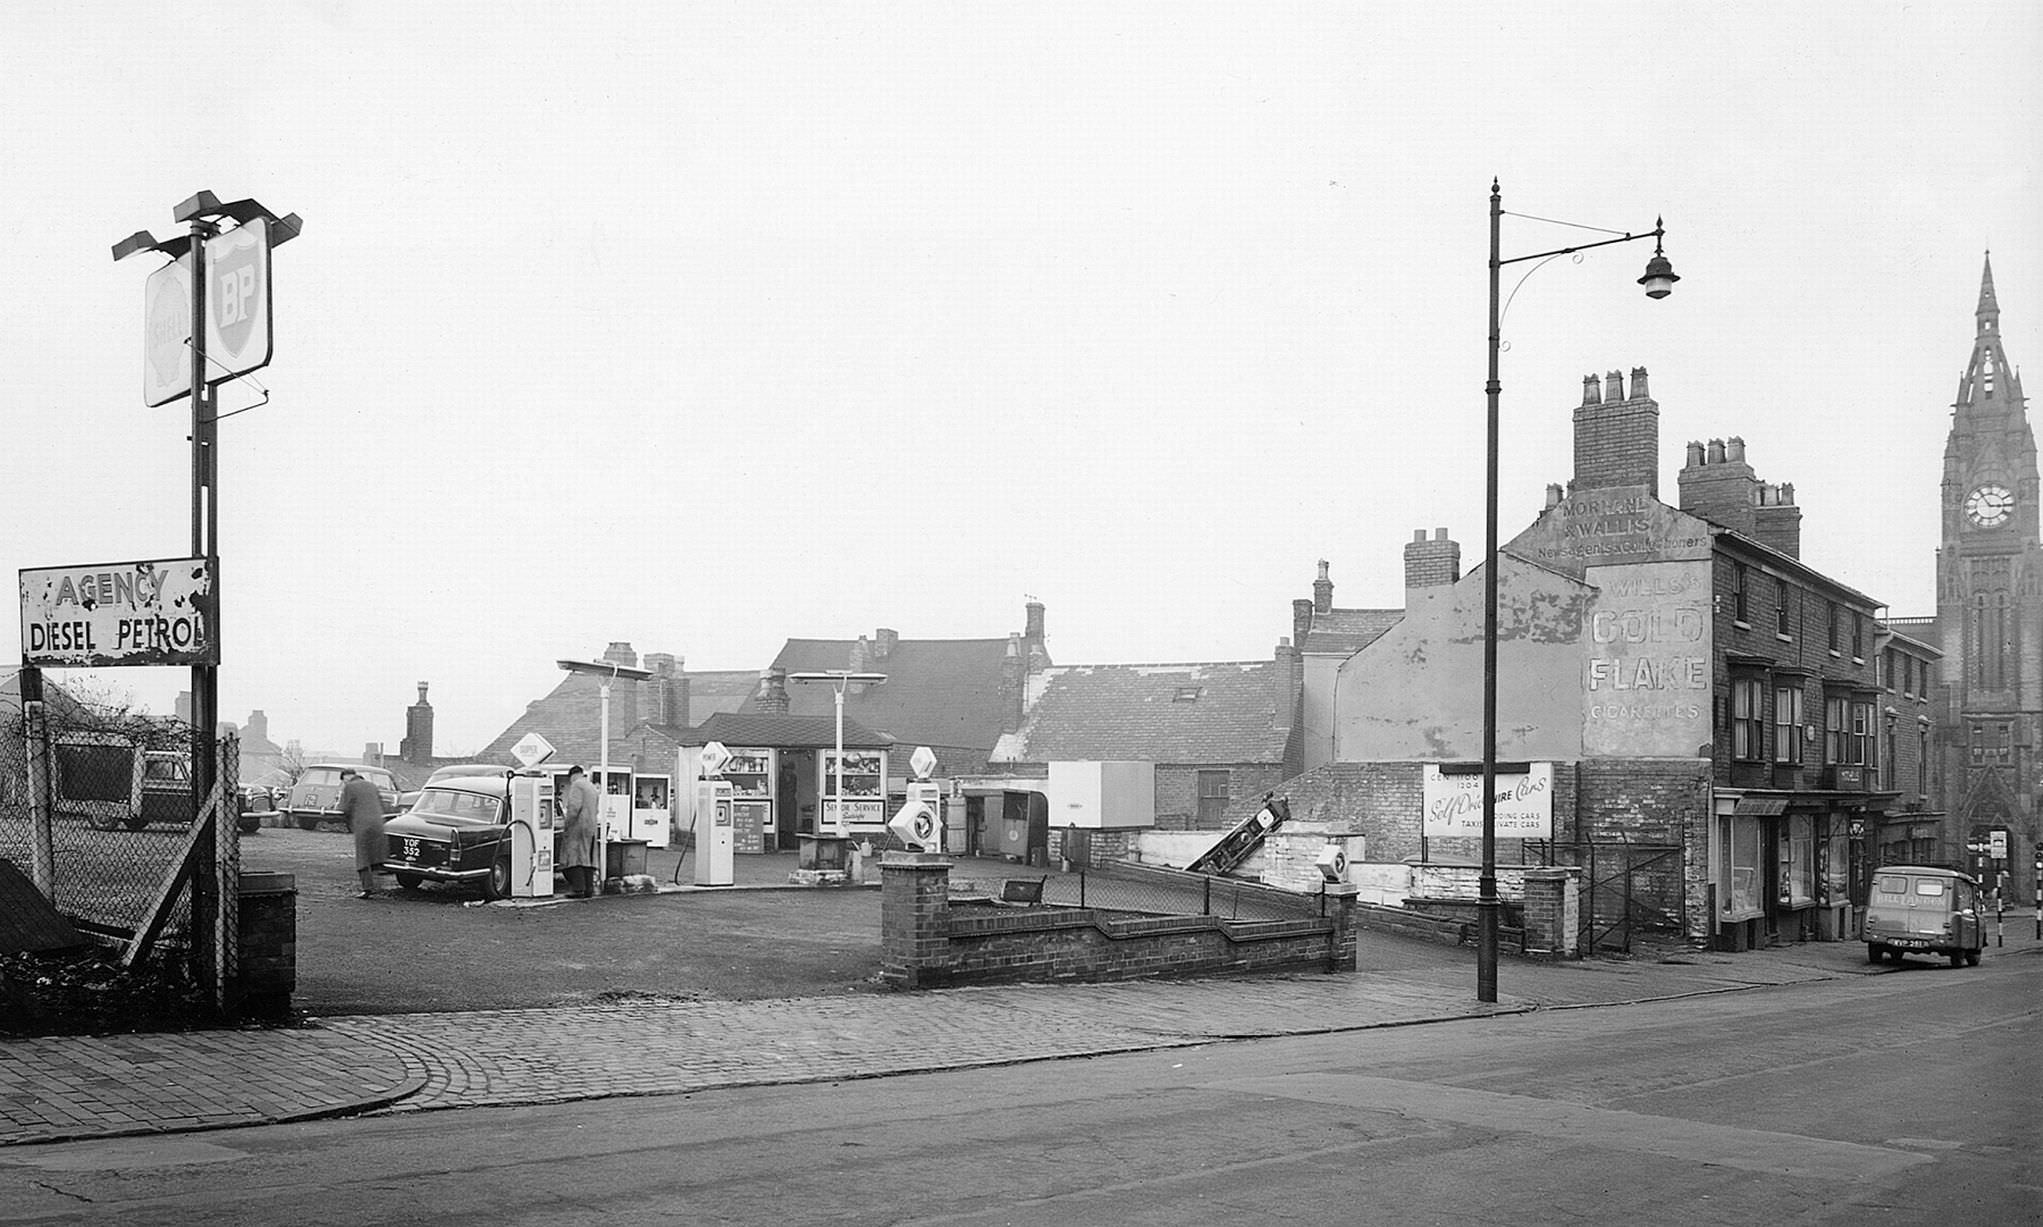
[205,734,240,1017]
[21,670,56,901]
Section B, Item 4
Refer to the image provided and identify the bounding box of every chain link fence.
[1,709,238,966]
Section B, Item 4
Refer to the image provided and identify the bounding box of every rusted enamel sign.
[19,557,219,667]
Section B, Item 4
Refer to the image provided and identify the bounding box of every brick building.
[1303,365,1906,950]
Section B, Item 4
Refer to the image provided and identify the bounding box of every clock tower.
[1936,254,2039,902]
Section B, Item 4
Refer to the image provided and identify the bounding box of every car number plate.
[402,837,421,860]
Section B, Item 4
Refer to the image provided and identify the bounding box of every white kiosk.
[632,773,672,848]
[694,741,736,886]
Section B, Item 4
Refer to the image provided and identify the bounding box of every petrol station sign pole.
[110,192,299,1009]
[112,192,301,804]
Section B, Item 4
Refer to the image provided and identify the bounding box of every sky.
[3,2,2038,758]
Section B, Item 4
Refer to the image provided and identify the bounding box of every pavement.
[4,884,2038,1149]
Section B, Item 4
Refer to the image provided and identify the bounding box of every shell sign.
[19,557,219,667]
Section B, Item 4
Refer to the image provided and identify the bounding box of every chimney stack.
[1313,559,1334,614]
[1571,364,1659,495]
[402,682,434,764]
[755,667,790,715]
[1273,638,1300,735]
[874,628,898,660]
[1403,528,1462,611]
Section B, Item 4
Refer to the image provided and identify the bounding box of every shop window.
[1732,678,1764,760]
[1773,685,1804,765]
[1195,770,1231,826]
[1724,817,1762,918]
[1782,813,1814,906]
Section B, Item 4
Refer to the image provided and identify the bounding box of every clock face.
[1965,483,2014,527]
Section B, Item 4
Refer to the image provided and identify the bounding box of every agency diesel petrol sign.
[19,558,218,667]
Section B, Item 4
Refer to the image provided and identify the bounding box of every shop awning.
[1733,796,1791,816]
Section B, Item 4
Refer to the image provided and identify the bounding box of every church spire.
[1977,251,2000,327]
[1955,250,2021,413]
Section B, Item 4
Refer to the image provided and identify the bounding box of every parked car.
[1864,865,1985,967]
[425,763,514,786]
[284,763,401,831]
[380,771,564,900]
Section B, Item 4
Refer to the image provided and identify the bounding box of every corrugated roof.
[1003,661,1289,765]
[742,636,1022,751]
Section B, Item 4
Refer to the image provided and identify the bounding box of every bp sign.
[203,217,272,382]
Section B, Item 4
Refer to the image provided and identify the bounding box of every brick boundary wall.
[880,853,1357,990]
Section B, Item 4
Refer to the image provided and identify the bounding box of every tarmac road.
[239,826,892,1013]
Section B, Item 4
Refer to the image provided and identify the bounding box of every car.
[284,763,401,831]
[425,763,514,786]
[380,771,565,900]
[396,789,421,813]
[1864,865,1986,967]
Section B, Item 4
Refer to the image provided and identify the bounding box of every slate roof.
[476,668,761,769]
[742,637,1020,752]
[1299,608,1403,655]
[1001,661,1290,766]
[661,712,892,751]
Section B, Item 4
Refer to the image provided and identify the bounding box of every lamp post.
[788,671,887,835]
[1480,178,1677,1002]
[558,657,654,878]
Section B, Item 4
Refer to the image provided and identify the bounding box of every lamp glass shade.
[1639,254,1680,300]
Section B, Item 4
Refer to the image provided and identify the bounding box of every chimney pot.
[1582,374,1602,405]
[1707,438,1726,464]
[1726,436,1746,463]
[1604,370,1624,402]
[1629,366,1650,400]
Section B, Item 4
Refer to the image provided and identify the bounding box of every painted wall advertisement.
[18,557,218,667]
[1423,762,1554,838]
[1581,559,1713,757]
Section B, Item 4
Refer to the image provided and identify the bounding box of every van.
[1863,866,1985,967]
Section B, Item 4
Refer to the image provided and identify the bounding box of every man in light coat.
[559,764,602,898]
[340,767,387,898]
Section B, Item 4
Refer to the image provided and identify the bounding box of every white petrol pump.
[694,740,736,886]
[889,746,945,854]
[509,772,557,898]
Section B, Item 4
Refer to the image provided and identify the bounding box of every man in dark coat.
[559,765,602,898]
[340,767,387,898]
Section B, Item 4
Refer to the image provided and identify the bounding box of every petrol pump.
[509,772,556,898]
[894,746,945,853]
[693,779,735,886]
[593,766,635,842]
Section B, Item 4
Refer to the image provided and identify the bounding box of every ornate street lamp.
[1480,179,1678,1002]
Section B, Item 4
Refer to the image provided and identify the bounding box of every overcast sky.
[4,2,2037,757]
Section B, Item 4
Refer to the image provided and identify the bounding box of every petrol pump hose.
[510,818,542,890]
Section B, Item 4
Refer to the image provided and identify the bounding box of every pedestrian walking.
[339,767,387,897]
[559,764,602,898]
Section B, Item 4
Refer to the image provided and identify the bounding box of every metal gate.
[1525,838,1685,954]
